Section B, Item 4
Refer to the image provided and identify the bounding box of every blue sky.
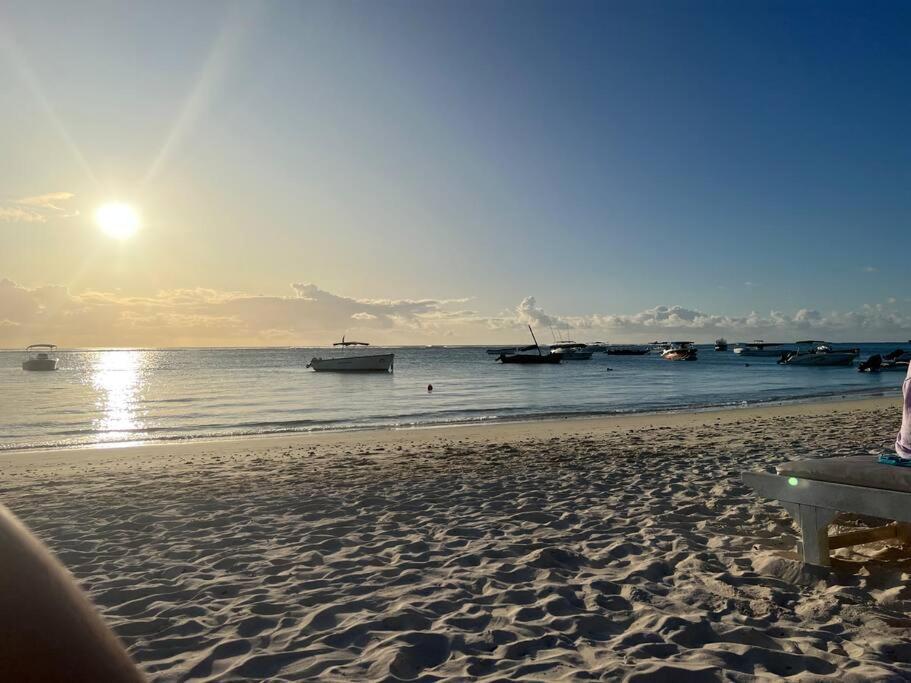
[0,1,909,345]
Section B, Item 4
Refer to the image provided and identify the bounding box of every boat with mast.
[497,326,561,364]
[307,336,394,372]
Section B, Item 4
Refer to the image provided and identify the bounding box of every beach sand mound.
[4,405,911,681]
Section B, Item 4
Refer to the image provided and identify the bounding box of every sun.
[96,202,140,240]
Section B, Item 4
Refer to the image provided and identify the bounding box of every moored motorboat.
[777,341,858,366]
[22,344,59,371]
[661,341,698,361]
[714,338,728,351]
[649,341,672,354]
[550,342,593,360]
[858,354,909,372]
[733,341,792,356]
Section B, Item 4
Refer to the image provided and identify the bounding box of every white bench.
[743,456,911,566]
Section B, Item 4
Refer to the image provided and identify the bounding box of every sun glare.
[96,202,140,240]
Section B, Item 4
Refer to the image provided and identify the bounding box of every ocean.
[1,343,906,451]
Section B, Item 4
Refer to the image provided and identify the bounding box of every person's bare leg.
[0,504,144,682]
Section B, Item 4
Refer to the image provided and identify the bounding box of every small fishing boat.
[777,341,858,367]
[22,344,59,371]
[714,338,728,351]
[308,337,394,372]
[497,326,561,364]
[661,341,698,361]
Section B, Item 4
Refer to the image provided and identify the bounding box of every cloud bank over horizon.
[1,278,909,348]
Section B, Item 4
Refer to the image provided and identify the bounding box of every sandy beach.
[3,396,911,681]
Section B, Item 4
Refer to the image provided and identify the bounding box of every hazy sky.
[1,0,909,346]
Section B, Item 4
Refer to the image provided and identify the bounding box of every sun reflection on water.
[91,350,146,439]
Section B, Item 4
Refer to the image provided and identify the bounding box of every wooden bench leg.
[783,503,838,566]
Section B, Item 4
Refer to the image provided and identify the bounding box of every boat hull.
[781,352,856,366]
[498,353,561,364]
[22,358,58,371]
[307,353,394,372]
[554,350,593,360]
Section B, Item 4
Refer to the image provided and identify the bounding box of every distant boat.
[661,341,698,361]
[777,341,858,367]
[308,337,393,372]
[714,338,728,351]
[858,353,909,372]
[497,326,561,364]
[333,336,369,347]
[884,348,911,362]
[733,340,791,357]
[605,344,650,355]
[22,344,59,371]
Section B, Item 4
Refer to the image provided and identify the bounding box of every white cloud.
[0,192,78,223]
[1,278,909,347]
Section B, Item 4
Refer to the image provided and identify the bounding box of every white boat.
[660,341,698,361]
[550,341,593,360]
[733,340,792,357]
[777,341,859,367]
[22,344,59,371]
[307,353,394,372]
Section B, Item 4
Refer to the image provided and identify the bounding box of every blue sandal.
[877,454,911,467]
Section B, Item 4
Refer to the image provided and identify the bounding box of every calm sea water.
[1,344,907,451]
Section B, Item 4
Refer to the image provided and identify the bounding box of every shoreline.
[1,393,899,472]
[1,388,900,457]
